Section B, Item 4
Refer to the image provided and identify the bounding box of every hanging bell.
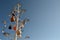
[16,29,22,38]
[2,27,5,33]
[12,13,15,16]
[4,24,6,28]
[12,10,16,14]
[3,32,10,37]
[13,25,16,31]
[25,35,30,39]
[20,23,24,29]
[17,3,21,8]
[16,29,22,35]
[22,20,25,25]
[3,20,6,25]
[25,18,29,22]
[16,30,20,35]
[2,30,5,33]
[8,25,12,30]
[19,20,25,29]
[10,16,15,22]
[21,9,26,13]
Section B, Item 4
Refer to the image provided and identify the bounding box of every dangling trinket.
[10,16,15,22]
[8,25,12,30]
[13,25,16,31]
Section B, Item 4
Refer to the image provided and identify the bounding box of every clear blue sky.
[0,0,60,40]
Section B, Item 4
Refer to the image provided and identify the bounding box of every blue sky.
[0,0,60,40]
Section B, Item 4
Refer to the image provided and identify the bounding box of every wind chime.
[1,2,30,40]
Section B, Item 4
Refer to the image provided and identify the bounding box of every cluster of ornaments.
[1,3,30,39]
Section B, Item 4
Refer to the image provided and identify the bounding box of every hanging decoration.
[13,25,16,31]
[1,1,30,40]
[3,32,10,37]
[10,16,15,22]
[8,25,12,30]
